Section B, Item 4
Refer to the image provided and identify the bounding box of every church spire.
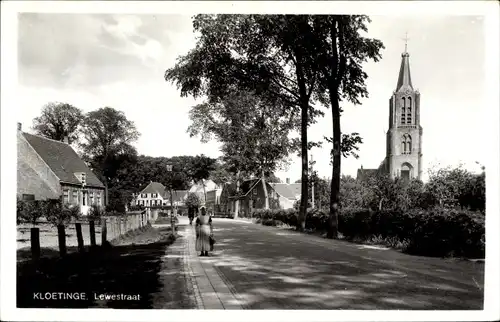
[396,33,413,92]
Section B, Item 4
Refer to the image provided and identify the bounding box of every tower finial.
[402,32,410,53]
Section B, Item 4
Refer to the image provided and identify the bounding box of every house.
[17,123,105,215]
[220,178,301,216]
[188,179,219,204]
[132,181,188,208]
[205,187,222,211]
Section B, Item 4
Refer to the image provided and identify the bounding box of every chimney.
[17,122,22,131]
[286,178,290,184]
[63,136,69,144]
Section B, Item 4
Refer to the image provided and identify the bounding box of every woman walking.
[195,206,213,256]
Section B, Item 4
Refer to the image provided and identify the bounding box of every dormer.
[74,172,86,186]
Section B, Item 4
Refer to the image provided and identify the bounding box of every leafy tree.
[32,102,83,144]
[185,192,201,209]
[187,154,217,202]
[425,165,485,212]
[79,107,140,209]
[312,15,384,238]
[165,15,327,226]
[17,199,44,226]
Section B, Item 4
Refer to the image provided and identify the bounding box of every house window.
[97,194,101,206]
[82,191,87,206]
[152,193,157,198]
[63,189,70,203]
[90,191,94,204]
[22,194,35,201]
[73,190,78,204]
[141,193,147,198]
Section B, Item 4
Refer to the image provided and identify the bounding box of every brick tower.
[385,46,423,180]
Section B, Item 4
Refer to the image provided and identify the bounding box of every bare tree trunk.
[261,168,269,210]
[378,198,384,211]
[296,51,309,232]
[201,179,207,203]
[234,171,241,219]
[327,94,341,239]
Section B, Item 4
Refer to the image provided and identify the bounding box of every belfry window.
[401,98,406,124]
[402,134,412,154]
[407,97,412,124]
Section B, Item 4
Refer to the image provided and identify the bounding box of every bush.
[249,206,485,259]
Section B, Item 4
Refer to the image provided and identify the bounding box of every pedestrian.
[195,206,213,256]
[188,206,195,225]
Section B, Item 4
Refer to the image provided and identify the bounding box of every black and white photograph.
[1,1,499,322]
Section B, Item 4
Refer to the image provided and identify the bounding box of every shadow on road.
[208,221,485,310]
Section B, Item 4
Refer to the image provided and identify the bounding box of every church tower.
[385,44,423,181]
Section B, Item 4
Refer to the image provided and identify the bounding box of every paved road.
[194,218,484,310]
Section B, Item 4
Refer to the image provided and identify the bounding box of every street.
[172,217,484,310]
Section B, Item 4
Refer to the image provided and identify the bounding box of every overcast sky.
[17,13,487,182]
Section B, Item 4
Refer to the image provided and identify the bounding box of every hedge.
[249,207,485,259]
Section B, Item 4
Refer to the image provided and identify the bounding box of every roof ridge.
[23,132,71,146]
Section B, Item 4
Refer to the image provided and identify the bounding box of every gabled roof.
[270,183,300,200]
[140,181,166,195]
[22,132,104,188]
[167,190,188,203]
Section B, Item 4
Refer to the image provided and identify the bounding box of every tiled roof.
[168,190,188,203]
[140,181,166,195]
[270,183,300,200]
[286,183,301,197]
[22,133,104,188]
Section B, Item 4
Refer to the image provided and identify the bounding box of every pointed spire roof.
[396,51,413,92]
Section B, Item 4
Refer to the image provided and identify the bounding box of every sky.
[16,13,488,183]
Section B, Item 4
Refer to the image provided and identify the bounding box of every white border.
[1,1,499,322]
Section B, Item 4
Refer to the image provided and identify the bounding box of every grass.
[17,225,178,308]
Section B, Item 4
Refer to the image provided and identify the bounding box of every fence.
[17,210,155,261]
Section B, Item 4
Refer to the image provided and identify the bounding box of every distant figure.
[195,206,213,256]
[188,206,195,225]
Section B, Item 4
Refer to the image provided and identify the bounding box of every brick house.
[17,123,105,215]
[220,178,301,216]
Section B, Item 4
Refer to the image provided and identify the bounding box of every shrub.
[249,206,485,259]
[17,199,45,225]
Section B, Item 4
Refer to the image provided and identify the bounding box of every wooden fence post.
[89,220,96,247]
[101,218,107,245]
[31,227,40,260]
[75,223,84,253]
[57,224,67,257]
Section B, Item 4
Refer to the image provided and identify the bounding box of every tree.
[165,15,327,227]
[187,155,217,203]
[188,91,296,214]
[313,15,384,238]
[185,192,201,209]
[79,107,140,209]
[32,102,83,144]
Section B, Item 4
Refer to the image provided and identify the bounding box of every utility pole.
[167,164,175,234]
[311,154,315,209]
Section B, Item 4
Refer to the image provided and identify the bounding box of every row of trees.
[306,165,486,213]
[165,14,384,237]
